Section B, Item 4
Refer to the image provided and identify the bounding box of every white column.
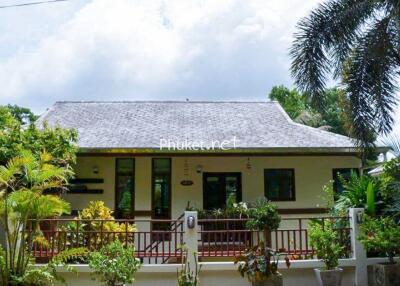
[349,208,367,286]
[183,211,198,267]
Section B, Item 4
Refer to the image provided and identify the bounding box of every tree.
[0,105,77,167]
[0,151,73,284]
[6,104,38,125]
[290,0,400,145]
[269,85,349,136]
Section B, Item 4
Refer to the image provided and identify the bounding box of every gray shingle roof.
[37,101,356,151]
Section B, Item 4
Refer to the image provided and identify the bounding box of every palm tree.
[290,0,400,146]
[0,150,72,284]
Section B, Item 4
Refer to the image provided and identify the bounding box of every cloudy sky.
[0,0,398,134]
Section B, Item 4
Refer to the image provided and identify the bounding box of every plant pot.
[314,268,343,286]
[368,263,400,286]
[252,274,283,286]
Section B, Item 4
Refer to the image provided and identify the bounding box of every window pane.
[115,158,134,218]
[152,159,171,219]
[154,158,171,173]
[264,169,295,201]
[117,159,134,173]
[225,176,239,205]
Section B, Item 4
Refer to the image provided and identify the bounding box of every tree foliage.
[0,151,73,285]
[0,105,77,167]
[290,0,400,146]
[269,85,350,136]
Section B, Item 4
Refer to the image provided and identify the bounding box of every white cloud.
[0,0,323,113]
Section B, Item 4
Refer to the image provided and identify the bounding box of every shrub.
[89,240,141,286]
[246,198,280,231]
[60,201,136,251]
[177,248,201,286]
[358,215,400,264]
[309,220,344,270]
[334,172,380,215]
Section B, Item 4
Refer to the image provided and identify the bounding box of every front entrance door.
[151,158,172,239]
[203,173,242,210]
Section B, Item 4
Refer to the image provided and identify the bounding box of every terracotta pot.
[368,263,400,286]
[314,268,343,286]
[252,274,283,286]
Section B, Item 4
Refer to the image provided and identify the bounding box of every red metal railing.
[198,216,351,260]
[28,218,184,264]
[27,215,351,264]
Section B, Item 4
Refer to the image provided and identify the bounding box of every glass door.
[203,172,242,210]
[152,158,171,238]
[115,158,135,219]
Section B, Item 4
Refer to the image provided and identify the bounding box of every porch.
[30,214,351,264]
[66,154,361,220]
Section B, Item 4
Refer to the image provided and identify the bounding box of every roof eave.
[76,147,388,156]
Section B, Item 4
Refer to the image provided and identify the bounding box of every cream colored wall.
[64,155,361,219]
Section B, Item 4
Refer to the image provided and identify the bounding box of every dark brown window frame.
[264,168,296,201]
[114,158,135,219]
[151,158,172,220]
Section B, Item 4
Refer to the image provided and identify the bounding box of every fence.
[27,218,184,264]
[27,213,352,264]
[197,216,351,260]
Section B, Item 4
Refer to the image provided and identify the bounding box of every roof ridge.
[54,100,278,104]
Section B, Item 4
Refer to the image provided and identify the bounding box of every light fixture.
[196,165,203,174]
[93,166,99,174]
[246,158,252,170]
[187,215,195,229]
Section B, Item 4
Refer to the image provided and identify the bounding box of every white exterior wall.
[64,155,361,218]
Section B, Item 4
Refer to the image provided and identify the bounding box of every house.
[37,101,368,220]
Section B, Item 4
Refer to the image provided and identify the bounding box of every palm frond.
[290,0,376,109]
[381,132,400,157]
[344,16,399,143]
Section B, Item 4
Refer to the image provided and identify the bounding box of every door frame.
[114,158,135,219]
[151,158,172,220]
[202,172,242,210]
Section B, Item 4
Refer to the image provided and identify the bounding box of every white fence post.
[349,208,367,286]
[183,211,198,267]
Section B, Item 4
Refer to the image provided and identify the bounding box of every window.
[332,168,360,195]
[152,158,171,219]
[115,158,135,218]
[203,173,242,210]
[264,169,295,201]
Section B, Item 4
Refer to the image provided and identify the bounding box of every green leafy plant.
[234,242,290,282]
[60,201,136,252]
[89,240,141,286]
[0,105,78,167]
[246,198,280,231]
[177,248,201,286]
[334,172,380,215]
[15,247,88,286]
[0,151,73,285]
[359,216,400,264]
[309,220,345,270]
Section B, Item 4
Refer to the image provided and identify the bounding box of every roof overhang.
[76,147,390,157]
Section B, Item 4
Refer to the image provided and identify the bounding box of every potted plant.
[235,242,290,286]
[89,240,141,286]
[359,216,400,286]
[309,220,345,286]
[241,198,283,284]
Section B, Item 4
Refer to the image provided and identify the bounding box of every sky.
[0,0,398,135]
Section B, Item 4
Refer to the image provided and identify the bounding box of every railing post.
[349,208,367,286]
[183,211,198,267]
